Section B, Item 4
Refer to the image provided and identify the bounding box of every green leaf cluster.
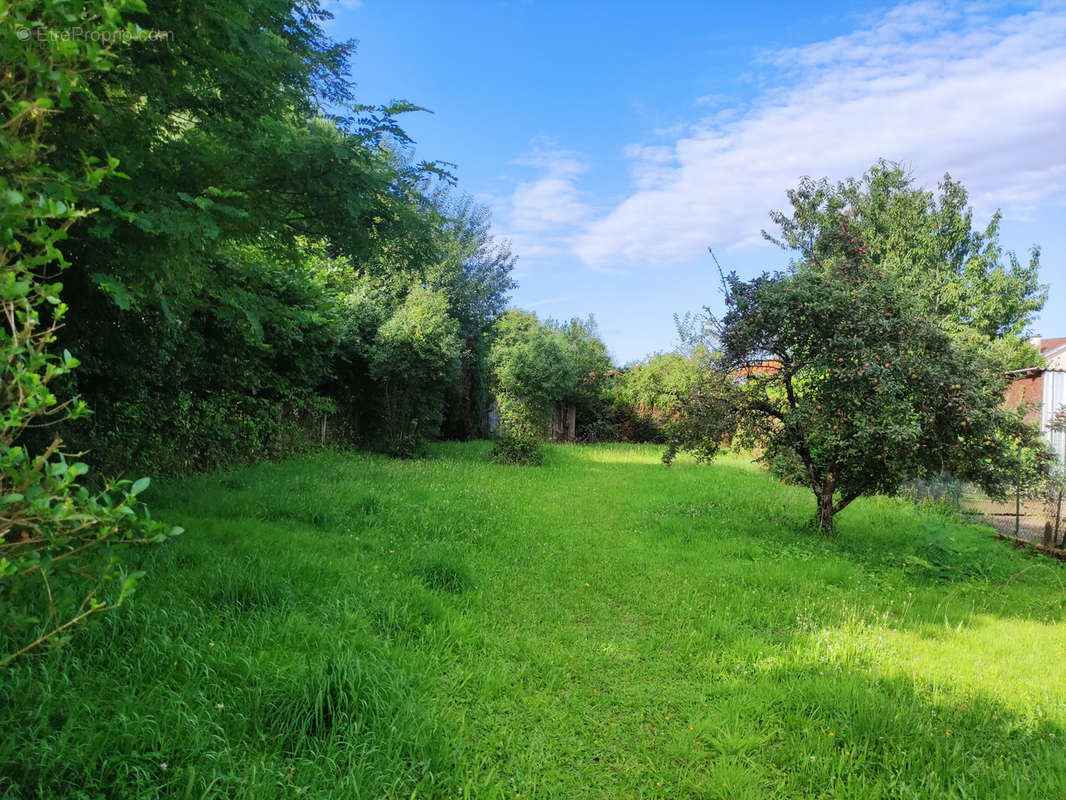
[16,1,516,468]
[669,177,1049,531]
[1,0,180,663]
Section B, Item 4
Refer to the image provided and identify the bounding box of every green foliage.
[23,0,515,471]
[491,313,577,419]
[765,160,1046,369]
[670,211,1048,531]
[552,315,615,439]
[370,286,461,456]
[489,428,545,465]
[61,240,348,474]
[487,311,621,450]
[427,191,517,440]
[489,311,578,457]
[0,0,179,663]
[615,348,711,442]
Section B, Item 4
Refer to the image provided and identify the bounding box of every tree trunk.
[549,402,576,443]
[814,472,837,533]
[816,493,835,532]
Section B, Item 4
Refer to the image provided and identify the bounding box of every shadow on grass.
[665,661,1066,799]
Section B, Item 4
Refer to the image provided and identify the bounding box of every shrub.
[1,0,179,663]
[490,430,544,466]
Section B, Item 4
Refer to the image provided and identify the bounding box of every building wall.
[1004,373,1044,425]
[1041,370,1066,464]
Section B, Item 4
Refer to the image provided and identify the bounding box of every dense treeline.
[4,0,722,479]
[25,0,516,470]
[485,310,715,462]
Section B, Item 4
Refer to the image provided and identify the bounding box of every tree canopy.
[668,211,1047,531]
[764,161,1046,370]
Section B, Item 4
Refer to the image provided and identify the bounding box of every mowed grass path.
[3,443,1065,798]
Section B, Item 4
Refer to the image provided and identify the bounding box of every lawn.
[2,443,1064,799]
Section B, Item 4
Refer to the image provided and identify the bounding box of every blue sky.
[326,0,1066,364]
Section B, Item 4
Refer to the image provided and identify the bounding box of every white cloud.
[525,295,577,308]
[492,140,593,262]
[571,0,1066,268]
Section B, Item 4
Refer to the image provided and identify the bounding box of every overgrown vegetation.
[1,0,180,664]
[488,311,614,463]
[15,0,518,469]
[2,2,1061,794]
[2,444,1063,798]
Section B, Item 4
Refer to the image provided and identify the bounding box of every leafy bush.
[370,286,461,457]
[613,350,709,441]
[490,429,544,466]
[1,0,179,663]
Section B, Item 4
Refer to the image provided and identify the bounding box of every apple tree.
[667,216,1047,532]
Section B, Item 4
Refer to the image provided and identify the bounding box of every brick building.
[1004,336,1066,464]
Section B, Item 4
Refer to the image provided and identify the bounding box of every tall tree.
[765,161,1046,368]
[426,191,517,439]
[668,216,1046,531]
[36,0,463,467]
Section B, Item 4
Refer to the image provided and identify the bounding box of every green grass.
[3,442,1065,798]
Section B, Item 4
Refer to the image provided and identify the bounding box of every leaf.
[92,274,132,310]
[130,477,150,495]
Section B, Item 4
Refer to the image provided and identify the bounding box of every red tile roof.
[1039,337,1066,355]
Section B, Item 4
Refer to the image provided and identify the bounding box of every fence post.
[1015,443,1022,537]
[1057,488,1064,548]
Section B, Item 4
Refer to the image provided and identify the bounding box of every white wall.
[1041,370,1066,464]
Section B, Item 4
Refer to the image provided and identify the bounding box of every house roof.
[1039,337,1066,356]
[1006,336,1066,377]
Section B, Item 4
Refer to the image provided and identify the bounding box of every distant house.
[1005,336,1066,464]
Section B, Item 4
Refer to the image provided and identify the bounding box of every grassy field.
[2,442,1065,799]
